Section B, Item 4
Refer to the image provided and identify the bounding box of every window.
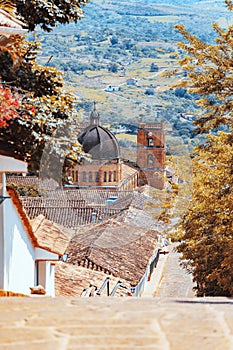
[108,171,112,182]
[113,171,117,182]
[82,172,86,182]
[89,172,93,182]
[75,171,78,182]
[148,154,154,168]
[95,172,99,182]
[148,138,154,147]
[104,171,107,182]
[148,132,154,146]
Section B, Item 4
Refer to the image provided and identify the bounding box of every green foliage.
[0,37,83,176]
[177,133,233,296]
[174,87,187,98]
[108,63,118,73]
[7,183,45,196]
[14,0,89,32]
[145,88,155,95]
[174,0,233,296]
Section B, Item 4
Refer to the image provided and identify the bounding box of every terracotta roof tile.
[67,218,158,287]
[30,215,71,255]
[55,262,130,297]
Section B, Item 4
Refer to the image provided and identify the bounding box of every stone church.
[69,103,165,190]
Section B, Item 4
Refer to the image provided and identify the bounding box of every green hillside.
[36,0,229,156]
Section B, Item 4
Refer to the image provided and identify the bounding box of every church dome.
[78,103,120,161]
[78,125,120,161]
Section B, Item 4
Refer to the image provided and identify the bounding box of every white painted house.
[0,155,69,296]
[104,85,120,92]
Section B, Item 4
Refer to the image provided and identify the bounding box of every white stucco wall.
[37,261,55,297]
[2,198,35,295]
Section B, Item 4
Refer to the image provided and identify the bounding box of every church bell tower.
[137,120,165,189]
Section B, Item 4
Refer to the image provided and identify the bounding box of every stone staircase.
[0,297,233,349]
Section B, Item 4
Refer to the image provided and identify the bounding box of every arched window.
[104,171,107,182]
[89,172,93,182]
[75,171,78,182]
[95,172,99,182]
[148,132,154,146]
[113,171,117,182]
[108,171,112,182]
[148,154,154,168]
[72,170,75,180]
[82,171,86,182]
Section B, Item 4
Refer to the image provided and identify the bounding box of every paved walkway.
[1,244,233,349]
[143,244,195,298]
[0,296,233,349]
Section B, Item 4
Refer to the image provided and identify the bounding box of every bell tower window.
[148,131,154,147]
[148,154,154,168]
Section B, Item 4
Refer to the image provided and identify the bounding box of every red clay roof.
[30,215,70,256]
[67,218,158,287]
[55,262,130,297]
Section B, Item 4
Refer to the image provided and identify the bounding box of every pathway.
[143,244,195,298]
[0,296,233,349]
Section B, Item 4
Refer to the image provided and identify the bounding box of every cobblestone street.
[154,244,196,298]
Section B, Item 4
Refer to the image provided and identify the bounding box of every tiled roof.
[30,215,70,255]
[67,218,158,287]
[55,262,130,297]
[16,187,134,227]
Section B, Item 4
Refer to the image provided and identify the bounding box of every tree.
[0,39,84,176]
[13,0,89,32]
[0,0,91,179]
[0,86,20,127]
[110,36,118,46]
[177,133,233,296]
[174,87,187,98]
[108,63,118,73]
[173,0,233,296]
[145,88,155,95]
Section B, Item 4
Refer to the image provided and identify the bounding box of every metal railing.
[81,277,128,297]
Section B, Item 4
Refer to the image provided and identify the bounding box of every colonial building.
[69,102,138,191]
[70,104,165,190]
[0,155,69,296]
[137,120,165,189]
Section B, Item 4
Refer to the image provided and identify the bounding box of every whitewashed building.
[0,155,69,296]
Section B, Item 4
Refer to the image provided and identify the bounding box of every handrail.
[95,277,110,296]
[110,281,127,296]
[86,277,129,297]
[81,284,97,297]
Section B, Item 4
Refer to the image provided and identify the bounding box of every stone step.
[0,297,233,350]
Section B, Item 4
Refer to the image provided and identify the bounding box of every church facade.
[69,104,165,190]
